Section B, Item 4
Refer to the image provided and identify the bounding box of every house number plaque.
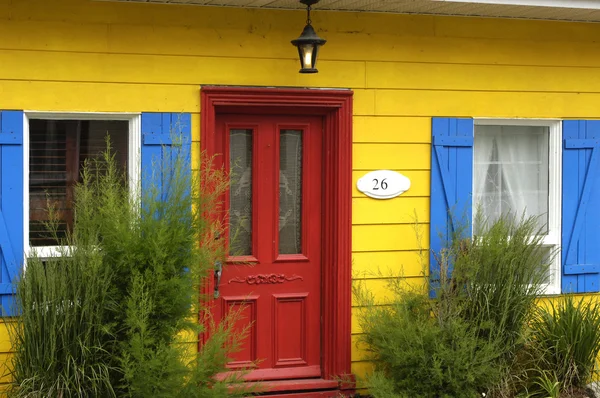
[357,170,411,199]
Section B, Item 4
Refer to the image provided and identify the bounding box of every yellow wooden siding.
[353,197,429,224]
[0,323,14,388]
[1,0,600,391]
[353,251,427,279]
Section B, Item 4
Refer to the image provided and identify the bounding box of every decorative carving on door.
[228,274,304,285]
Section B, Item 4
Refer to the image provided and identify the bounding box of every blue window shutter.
[0,111,24,316]
[562,120,600,293]
[141,113,192,201]
[430,118,474,298]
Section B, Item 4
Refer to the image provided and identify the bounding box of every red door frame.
[200,86,353,393]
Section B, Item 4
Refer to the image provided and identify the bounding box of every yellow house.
[2,0,600,396]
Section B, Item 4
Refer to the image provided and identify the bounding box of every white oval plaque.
[357,170,411,199]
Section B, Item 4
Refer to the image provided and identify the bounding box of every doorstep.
[250,378,342,396]
[259,391,343,398]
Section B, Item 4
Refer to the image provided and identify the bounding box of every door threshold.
[252,378,339,394]
[257,391,343,398]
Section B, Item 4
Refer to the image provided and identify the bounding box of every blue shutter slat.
[430,117,474,298]
[562,120,600,293]
[565,139,600,149]
[433,145,456,215]
[0,111,23,316]
[0,130,23,145]
[175,113,192,178]
[141,112,165,197]
[432,136,474,147]
[141,113,192,203]
[563,143,599,267]
[565,264,600,274]
[143,134,173,146]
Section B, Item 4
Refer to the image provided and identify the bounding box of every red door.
[213,114,323,382]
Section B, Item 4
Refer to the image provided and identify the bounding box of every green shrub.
[8,135,248,397]
[356,214,550,397]
[454,215,550,359]
[356,285,504,398]
[529,295,600,393]
[8,246,115,397]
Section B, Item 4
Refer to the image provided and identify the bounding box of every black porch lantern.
[291,0,326,74]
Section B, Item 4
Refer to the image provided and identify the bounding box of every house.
[1,0,600,396]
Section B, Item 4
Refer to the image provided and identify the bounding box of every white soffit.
[95,0,600,22]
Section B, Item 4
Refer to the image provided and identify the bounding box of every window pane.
[539,246,555,286]
[279,130,302,254]
[229,129,253,256]
[29,120,128,247]
[473,125,549,234]
[81,121,129,173]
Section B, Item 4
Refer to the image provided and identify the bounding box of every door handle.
[214,260,223,299]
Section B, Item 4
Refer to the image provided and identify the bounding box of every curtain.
[473,126,496,233]
[473,125,549,233]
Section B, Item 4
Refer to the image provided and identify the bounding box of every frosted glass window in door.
[473,125,549,234]
[229,129,253,256]
[279,130,303,254]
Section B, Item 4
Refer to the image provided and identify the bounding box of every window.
[24,113,141,258]
[430,118,577,297]
[473,120,561,293]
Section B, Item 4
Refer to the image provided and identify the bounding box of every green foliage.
[366,371,404,398]
[118,274,187,397]
[531,371,561,398]
[356,285,504,398]
[8,247,115,397]
[8,134,249,397]
[529,295,600,392]
[452,214,550,378]
[355,214,551,398]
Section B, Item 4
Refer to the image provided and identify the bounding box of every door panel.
[222,295,259,369]
[273,293,309,367]
[213,114,323,382]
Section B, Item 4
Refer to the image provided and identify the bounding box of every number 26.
[372,178,388,190]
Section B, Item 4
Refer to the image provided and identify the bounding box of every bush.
[529,295,600,394]
[8,135,248,397]
[356,285,504,398]
[8,245,114,397]
[356,214,550,397]
[454,216,549,355]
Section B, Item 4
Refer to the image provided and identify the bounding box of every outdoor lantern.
[291,0,326,74]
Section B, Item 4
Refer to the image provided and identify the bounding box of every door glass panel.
[279,130,303,254]
[230,129,253,256]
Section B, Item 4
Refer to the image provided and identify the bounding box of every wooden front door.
[213,113,323,382]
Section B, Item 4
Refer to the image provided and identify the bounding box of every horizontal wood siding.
[1,0,600,391]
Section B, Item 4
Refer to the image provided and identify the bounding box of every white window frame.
[474,118,562,295]
[23,111,141,260]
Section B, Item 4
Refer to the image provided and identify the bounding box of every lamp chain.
[306,5,312,24]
